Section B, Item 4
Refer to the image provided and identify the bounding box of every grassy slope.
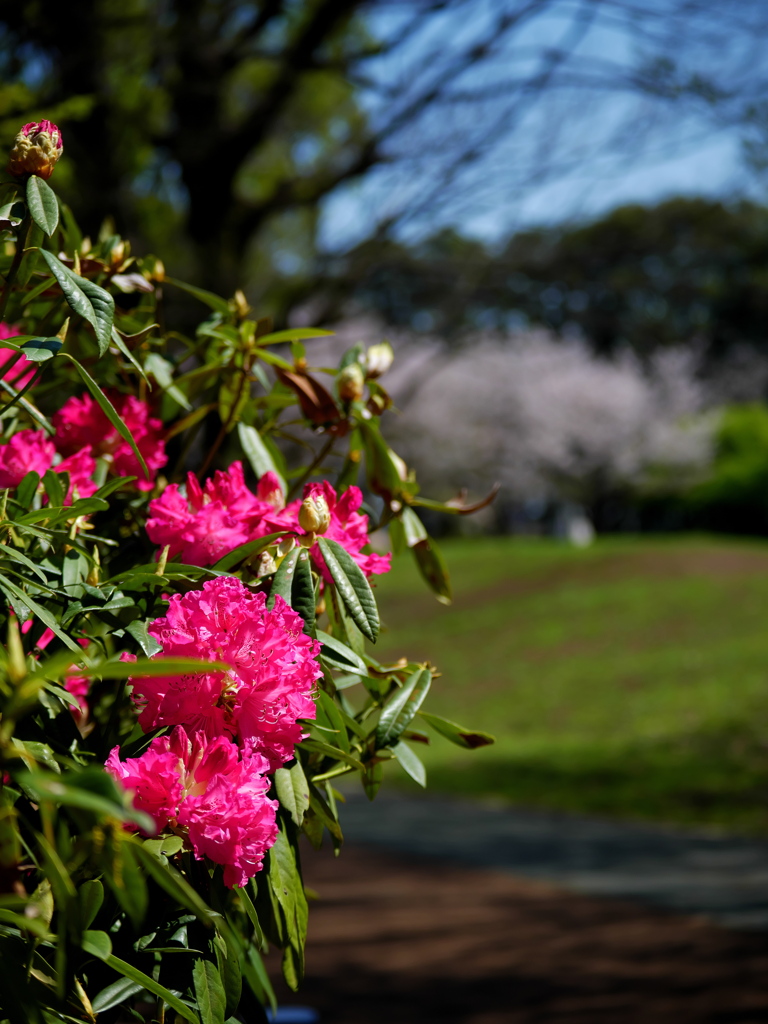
[369,535,768,832]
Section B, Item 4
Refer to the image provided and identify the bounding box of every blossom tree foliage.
[387,329,714,524]
[0,125,493,1023]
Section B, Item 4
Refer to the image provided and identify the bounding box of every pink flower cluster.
[0,391,167,500]
[0,323,37,391]
[146,463,290,565]
[53,392,166,491]
[107,726,278,888]
[147,463,390,577]
[0,429,97,502]
[107,575,321,886]
[130,576,321,769]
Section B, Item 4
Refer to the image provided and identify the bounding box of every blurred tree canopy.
[327,198,768,358]
[1,0,768,323]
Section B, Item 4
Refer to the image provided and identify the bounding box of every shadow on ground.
[270,845,768,1024]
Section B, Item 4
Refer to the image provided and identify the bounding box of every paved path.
[337,793,768,930]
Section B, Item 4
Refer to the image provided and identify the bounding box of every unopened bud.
[8,120,63,180]
[364,342,394,379]
[337,363,365,403]
[231,289,251,321]
[299,494,331,535]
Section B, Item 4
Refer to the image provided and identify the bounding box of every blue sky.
[318,0,767,251]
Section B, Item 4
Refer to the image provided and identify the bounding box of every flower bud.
[299,494,331,535]
[364,342,394,379]
[337,363,365,403]
[8,120,63,180]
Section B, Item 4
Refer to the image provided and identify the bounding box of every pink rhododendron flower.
[289,481,391,580]
[146,463,291,565]
[130,576,321,769]
[0,324,37,391]
[106,725,278,887]
[0,429,55,489]
[53,393,166,491]
[55,448,98,503]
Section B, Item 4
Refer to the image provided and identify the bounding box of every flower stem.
[0,210,31,325]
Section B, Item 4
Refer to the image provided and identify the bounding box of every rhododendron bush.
[0,126,493,1023]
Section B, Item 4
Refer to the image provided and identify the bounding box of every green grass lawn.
[368,535,768,832]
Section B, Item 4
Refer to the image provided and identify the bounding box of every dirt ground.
[268,844,768,1024]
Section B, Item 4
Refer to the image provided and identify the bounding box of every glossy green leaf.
[267,545,299,609]
[212,531,285,572]
[299,738,363,771]
[91,976,144,1014]
[317,537,380,643]
[392,741,427,787]
[237,423,286,494]
[20,337,62,361]
[375,668,432,748]
[81,929,112,959]
[60,354,149,480]
[40,251,114,355]
[267,827,308,992]
[125,619,163,657]
[274,760,310,827]
[77,656,231,680]
[292,548,316,634]
[412,536,452,604]
[100,954,200,1023]
[316,630,367,675]
[26,176,59,236]
[0,576,81,652]
[193,959,226,1024]
[417,710,496,749]
[315,690,350,754]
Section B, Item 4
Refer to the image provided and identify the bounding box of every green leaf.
[392,740,427,787]
[299,738,363,771]
[20,337,62,361]
[375,667,432,748]
[399,506,428,547]
[315,689,350,755]
[267,545,300,610]
[81,929,112,959]
[316,630,367,675]
[125,619,163,657]
[417,710,495,749]
[133,842,217,926]
[237,423,286,494]
[76,656,231,681]
[60,354,149,480]
[212,532,285,572]
[165,276,230,314]
[267,827,308,991]
[274,760,310,827]
[40,250,114,355]
[193,959,226,1024]
[317,537,380,643]
[292,548,316,635]
[19,770,153,831]
[255,327,334,346]
[78,879,104,930]
[0,576,81,652]
[100,954,200,1023]
[26,176,59,236]
[412,536,452,604]
[91,976,144,1014]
